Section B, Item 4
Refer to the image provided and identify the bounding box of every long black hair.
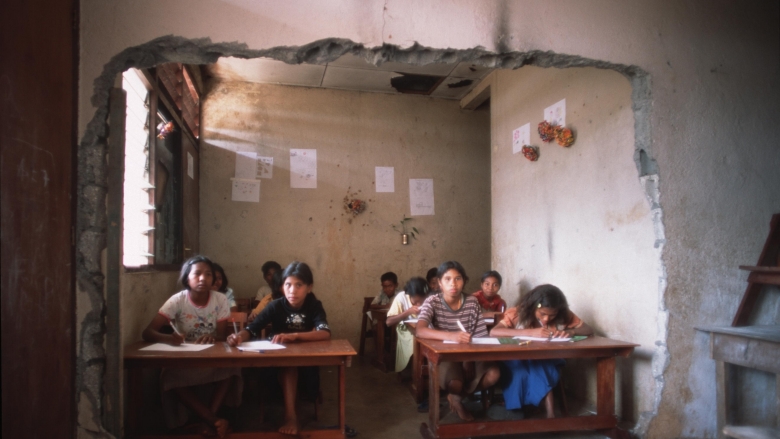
[404,277,428,299]
[178,255,215,290]
[516,284,572,328]
[212,262,229,292]
[282,261,314,285]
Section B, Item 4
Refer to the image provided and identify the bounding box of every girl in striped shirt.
[416,261,501,421]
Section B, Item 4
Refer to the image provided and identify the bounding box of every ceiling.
[204,54,493,100]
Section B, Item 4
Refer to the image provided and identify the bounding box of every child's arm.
[142,313,184,345]
[415,320,471,343]
[271,329,331,344]
[385,305,420,326]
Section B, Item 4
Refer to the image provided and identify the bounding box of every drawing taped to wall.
[409,178,434,216]
[258,156,273,179]
[375,166,394,192]
[231,178,260,202]
[290,149,317,189]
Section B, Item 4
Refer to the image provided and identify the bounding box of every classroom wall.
[76,1,780,437]
[487,66,658,421]
[119,271,179,347]
[199,81,491,345]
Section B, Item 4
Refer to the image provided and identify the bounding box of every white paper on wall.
[375,167,395,192]
[257,156,273,179]
[187,152,194,178]
[544,99,566,126]
[235,151,257,179]
[409,178,434,216]
[512,123,531,154]
[290,149,317,189]
[231,178,260,202]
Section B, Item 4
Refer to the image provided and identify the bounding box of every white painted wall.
[80,1,780,437]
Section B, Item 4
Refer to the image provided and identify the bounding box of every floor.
[136,354,616,438]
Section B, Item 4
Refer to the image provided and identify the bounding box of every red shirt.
[472,290,506,312]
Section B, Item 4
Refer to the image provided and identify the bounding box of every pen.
[169,320,182,336]
[232,319,239,335]
[456,320,467,332]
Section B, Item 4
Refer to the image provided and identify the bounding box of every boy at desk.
[372,271,399,307]
[228,261,330,435]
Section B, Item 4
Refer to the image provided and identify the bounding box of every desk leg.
[716,360,736,439]
[596,356,617,439]
[413,338,423,403]
[339,362,346,436]
[126,368,142,437]
[428,360,440,435]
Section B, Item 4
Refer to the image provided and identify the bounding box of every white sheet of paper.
[257,156,273,179]
[235,151,257,179]
[512,123,531,154]
[187,152,194,179]
[231,178,260,202]
[140,343,213,352]
[513,335,572,342]
[483,318,495,325]
[375,166,395,192]
[544,99,566,127]
[403,318,419,324]
[443,338,501,345]
[290,149,317,189]
[237,340,286,351]
[409,178,434,216]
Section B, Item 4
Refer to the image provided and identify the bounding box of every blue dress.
[499,359,564,409]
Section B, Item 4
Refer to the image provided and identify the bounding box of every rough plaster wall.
[201,81,491,347]
[489,65,658,423]
[77,1,780,438]
[120,272,179,348]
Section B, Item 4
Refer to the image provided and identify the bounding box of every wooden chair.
[229,311,248,335]
[358,297,376,356]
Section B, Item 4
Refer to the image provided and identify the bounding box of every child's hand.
[551,329,570,338]
[530,327,552,339]
[226,333,241,347]
[169,333,184,346]
[452,331,471,344]
[408,305,420,315]
[194,334,215,344]
[272,333,297,344]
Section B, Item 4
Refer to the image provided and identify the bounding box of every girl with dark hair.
[386,277,429,372]
[142,255,241,438]
[416,261,501,421]
[212,262,238,312]
[228,261,330,435]
[490,284,593,418]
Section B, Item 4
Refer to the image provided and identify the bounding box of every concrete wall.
[119,271,179,347]
[487,65,658,421]
[77,1,780,438]
[200,81,491,346]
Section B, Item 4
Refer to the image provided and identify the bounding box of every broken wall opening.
[76,36,665,438]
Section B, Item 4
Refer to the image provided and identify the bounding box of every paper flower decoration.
[538,121,556,143]
[521,145,539,161]
[555,127,575,147]
[344,198,366,216]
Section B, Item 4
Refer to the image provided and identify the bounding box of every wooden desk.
[124,340,357,439]
[416,336,637,439]
[369,309,395,372]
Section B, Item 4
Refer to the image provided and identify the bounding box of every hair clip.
[537,303,542,308]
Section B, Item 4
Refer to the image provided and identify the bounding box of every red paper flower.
[556,127,575,147]
[538,121,556,143]
[521,145,539,161]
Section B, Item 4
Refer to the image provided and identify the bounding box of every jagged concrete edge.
[76,35,665,438]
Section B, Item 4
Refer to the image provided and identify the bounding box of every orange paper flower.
[555,127,575,147]
[521,145,539,161]
[538,121,556,143]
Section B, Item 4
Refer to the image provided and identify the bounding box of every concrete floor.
[231,356,611,439]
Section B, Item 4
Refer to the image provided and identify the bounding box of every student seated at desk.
[248,269,283,320]
[426,267,440,294]
[386,277,428,373]
[372,271,398,307]
[472,270,506,317]
[212,262,238,312]
[249,260,282,316]
[416,261,501,421]
[228,261,330,435]
[142,255,241,438]
[490,284,593,418]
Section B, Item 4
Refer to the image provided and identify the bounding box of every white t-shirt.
[255,285,272,301]
[159,290,230,342]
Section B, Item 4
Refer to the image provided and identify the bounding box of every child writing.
[472,270,506,317]
[212,262,238,312]
[416,261,501,421]
[141,255,241,438]
[385,277,428,373]
[490,284,593,418]
[228,261,330,435]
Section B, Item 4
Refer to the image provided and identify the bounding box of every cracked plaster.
[76,36,666,437]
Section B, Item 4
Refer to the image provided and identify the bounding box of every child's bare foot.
[213,418,229,438]
[279,417,299,435]
[447,394,474,422]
